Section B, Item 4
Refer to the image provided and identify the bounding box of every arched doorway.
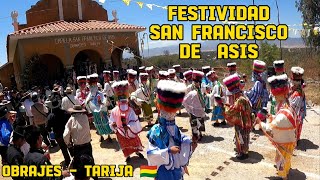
[111,46,140,68]
[74,50,102,76]
[27,54,64,87]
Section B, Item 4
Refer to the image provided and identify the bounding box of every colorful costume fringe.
[224,96,253,155]
[92,111,112,135]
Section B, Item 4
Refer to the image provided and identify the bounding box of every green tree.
[258,41,280,65]
[296,0,320,48]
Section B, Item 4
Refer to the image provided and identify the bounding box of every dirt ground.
[1,106,320,180]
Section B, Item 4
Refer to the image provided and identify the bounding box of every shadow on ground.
[176,112,190,118]
[230,151,264,164]
[100,138,120,151]
[199,135,215,144]
[126,156,148,170]
[296,139,319,151]
[288,169,306,180]
[179,127,189,133]
[265,168,306,180]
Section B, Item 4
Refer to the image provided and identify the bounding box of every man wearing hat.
[85,73,112,142]
[0,106,13,164]
[183,70,207,141]
[201,66,212,93]
[127,69,141,117]
[146,66,157,107]
[256,74,297,180]
[273,60,285,75]
[6,126,25,167]
[167,69,177,82]
[289,67,306,144]
[47,97,72,168]
[223,74,253,160]
[158,71,169,80]
[225,62,238,105]
[64,105,93,159]
[21,92,34,125]
[103,70,115,110]
[132,73,154,127]
[112,70,120,83]
[173,64,184,82]
[31,92,51,146]
[0,99,13,112]
[62,87,80,112]
[208,71,227,127]
[147,80,197,180]
[183,70,193,86]
[109,81,144,162]
[139,66,146,73]
[245,60,268,114]
[76,76,88,107]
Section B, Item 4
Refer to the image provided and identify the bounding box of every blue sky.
[0,0,303,65]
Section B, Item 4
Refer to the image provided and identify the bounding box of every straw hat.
[64,87,73,93]
[68,105,86,113]
[0,100,11,106]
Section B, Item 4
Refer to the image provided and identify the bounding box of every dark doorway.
[74,50,102,76]
[29,54,64,87]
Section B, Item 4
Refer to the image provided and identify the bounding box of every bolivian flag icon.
[140,165,157,178]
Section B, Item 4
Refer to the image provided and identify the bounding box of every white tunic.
[61,95,80,111]
[183,90,206,118]
[103,82,114,97]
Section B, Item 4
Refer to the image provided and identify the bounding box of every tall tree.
[296,0,320,48]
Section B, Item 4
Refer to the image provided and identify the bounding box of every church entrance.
[73,49,103,76]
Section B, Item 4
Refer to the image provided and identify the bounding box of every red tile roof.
[11,20,146,36]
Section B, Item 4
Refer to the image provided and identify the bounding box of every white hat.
[291,67,304,75]
[202,66,210,70]
[273,60,285,65]
[113,70,119,74]
[77,76,87,81]
[64,87,73,93]
[139,73,149,77]
[139,66,146,70]
[103,70,111,74]
[173,65,181,68]
[227,62,237,67]
[159,71,169,76]
[183,70,192,76]
[168,69,176,74]
[146,66,154,71]
[206,70,215,77]
[127,69,137,75]
[89,73,99,78]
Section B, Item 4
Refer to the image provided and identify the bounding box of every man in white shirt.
[22,92,34,125]
[183,70,206,141]
[103,71,115,110]
[61,87,80,112]
[64,105,93,159]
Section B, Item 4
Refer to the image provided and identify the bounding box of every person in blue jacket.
[0,106,13,164]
